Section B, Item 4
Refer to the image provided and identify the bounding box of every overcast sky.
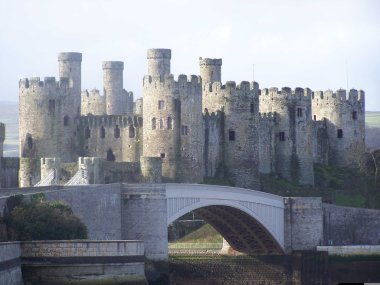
[1,0,379,110]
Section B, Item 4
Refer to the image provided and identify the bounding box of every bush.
[5,195,87,241]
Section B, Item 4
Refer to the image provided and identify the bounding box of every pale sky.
[1,0,379,110]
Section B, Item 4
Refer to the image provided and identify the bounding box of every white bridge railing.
[34,170,56,187]
[65,168,88,185]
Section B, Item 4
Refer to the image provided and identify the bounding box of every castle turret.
[103,61,125,115]
[143,49,204,182]
[147,49,171,77]
[58,52,82,115]
[199,58,222,84]
[140,157,162,183]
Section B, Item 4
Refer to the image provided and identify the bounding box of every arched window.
[152,118,156,130]
[106,149,116,161]
[167,117,172,129]
[100,126,105,139]
[114,125,120,138]
[27,136,33,149]
[85,127,91,139]
[129,126,135,138]
[63,115,70,126]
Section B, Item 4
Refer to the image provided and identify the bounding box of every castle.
[2,48,365,189]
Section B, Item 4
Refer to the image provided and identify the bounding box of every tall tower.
[103,61,125,115]
[199,58,222,84]
[147,49,171,77]
[0,122,4,158]
[58,52,82,115]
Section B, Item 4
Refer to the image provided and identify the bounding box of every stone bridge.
[0,183,329,260]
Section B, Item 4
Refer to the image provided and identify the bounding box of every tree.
[5,194,87,241]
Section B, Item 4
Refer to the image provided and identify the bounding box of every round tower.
[58,52,82,115]
[102,61,125,115]
[199,58,222,83]
[147,49,171,77]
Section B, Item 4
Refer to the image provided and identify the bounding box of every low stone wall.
[21,240,146,285]
[0,242,23,285]
[317,245,380,255]
[21,240,144,257]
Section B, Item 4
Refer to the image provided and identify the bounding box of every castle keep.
[13,49,365,188]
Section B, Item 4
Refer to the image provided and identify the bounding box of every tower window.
[229,130,235,141]
[352,111,357,120]
[160,153,166,158]
[279,131,285,141]
[85,127,91,139]
[297,108,303,117]
[159,118,164,129]
[129,125,135,138]
[158,100,165,110]
[314,115,316,121]
[152,118,156,130]
[63,115,70,126]
[337,129,343,138]
[250,103,254,113]
[100,126,105,138]
[48,99,55,113]
[181,125,189,135]
[167,117,173,129]
[27,136,33,149]
[114,125,120,138]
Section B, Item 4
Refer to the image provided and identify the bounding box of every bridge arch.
[166,184,285,255]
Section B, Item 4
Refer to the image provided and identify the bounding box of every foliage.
[5,195,87,241]
[176,224,223,244]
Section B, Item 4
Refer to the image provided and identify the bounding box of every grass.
[176,224,222,244]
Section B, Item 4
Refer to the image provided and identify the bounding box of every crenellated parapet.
[260,87,312,104]
[19,77,70,93]
[79,114,142,129]
[143,74,202,91]
[81,89,106,116]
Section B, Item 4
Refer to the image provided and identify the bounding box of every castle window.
[337,129,343,138]
[352,111,357,120]
[63,115,70,126]
[100,126,105,138]
[48,99,55,113]
[279,131,285,141]
[129,126,135,138]
[152,118,156,130]
[181,125,189,135]
[314,115,316,121]
[106,149,115,162]
[229,130,235,141]
[160,153,166,158]
[250,103,254,113]
[297,108,303,117]
[174,99,181,112]
[85,127,91,139]
[167,117,173,129]
[114,125,120,138]
[158,100,165,110]
[27,136,33,149]
[159,119,164,129]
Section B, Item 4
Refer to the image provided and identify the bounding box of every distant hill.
[0,101,379,158]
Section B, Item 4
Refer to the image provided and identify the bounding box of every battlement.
[199,57,222,66]
[204,81,259,93]
[79,114,143,128]
[58,52,82,62]
[147,48,171,59]
[260,87,312,100]
[312,89,364,103]
[19,77,70,90]
[143,74,202,87]
[82,89,103,98]
[79,156,101,166]
[102,61,124,70]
